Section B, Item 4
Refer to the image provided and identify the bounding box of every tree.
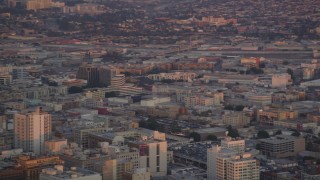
[227,125,240,138]
[287,68,294,78]
[68,86,83,94]
[123,72,132,76]
[291,130,301,137]
[255,143,261,150]
[105,91,120,98]
[259,63,266,68]
[189,132,201,142]
[207,134,217,141]
[170,121,181,134]
[257,130,270,139]
[235,105,245,111]
[246,67,264,74]
[283,60,289,65]
[224,105,234,110]
[275,130,282,135]
[139,118,162,131]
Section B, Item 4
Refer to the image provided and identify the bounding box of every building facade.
[14,107,52,154]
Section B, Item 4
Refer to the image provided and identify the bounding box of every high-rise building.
[14,107,52,154]
[226,154,260,180]
[77,63,119,87]
[207,145,259,180]
[207,145,237,180]
[126,132,167,179]
[77,63,100,87]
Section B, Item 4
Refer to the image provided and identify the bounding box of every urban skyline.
[0,0,320,180]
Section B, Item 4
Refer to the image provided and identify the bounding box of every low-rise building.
[40,165,102,180]
[258,135,305,158]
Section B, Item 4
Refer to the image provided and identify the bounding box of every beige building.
[14,107,52,154]
[258,108,298,125]
[124,168,150,180]
[85,89,107,100]
[147,72,197,82]
[222,111,251,128]
[44,139,67,154]
[247,94,272,106]
[207,145,259,180]
[272,73,292,88]
[74,127,107,148]
[221,137,245,153]
[226,154,260,180]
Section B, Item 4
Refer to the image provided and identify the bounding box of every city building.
[207,145,259,180]
[14,107,52,154]
[272,74,292,88]
[17,155,63,179]
[124,168,151,180]
[226,154,260,180]
[221,137,245,153]
[44,139,68,154]
[40,165,102,180]
[74,127,108,148]
[0,74,12,85]
[222,111,251,128]
[258,135,305,158]
[147,72,197,82]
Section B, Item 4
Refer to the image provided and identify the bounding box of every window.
[157,144,160,155]
[157,156,160,166]
[147,157,149,168]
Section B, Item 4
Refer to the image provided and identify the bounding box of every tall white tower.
[14,107,52,154]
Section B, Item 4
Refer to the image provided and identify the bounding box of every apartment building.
[14,107,52,154]
[207,145,259,180]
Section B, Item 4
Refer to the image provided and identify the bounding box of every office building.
[77,63,100,87]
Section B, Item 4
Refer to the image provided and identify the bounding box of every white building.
[127,132,167,179]
[140,97,171,107]
[14,107,52,154]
